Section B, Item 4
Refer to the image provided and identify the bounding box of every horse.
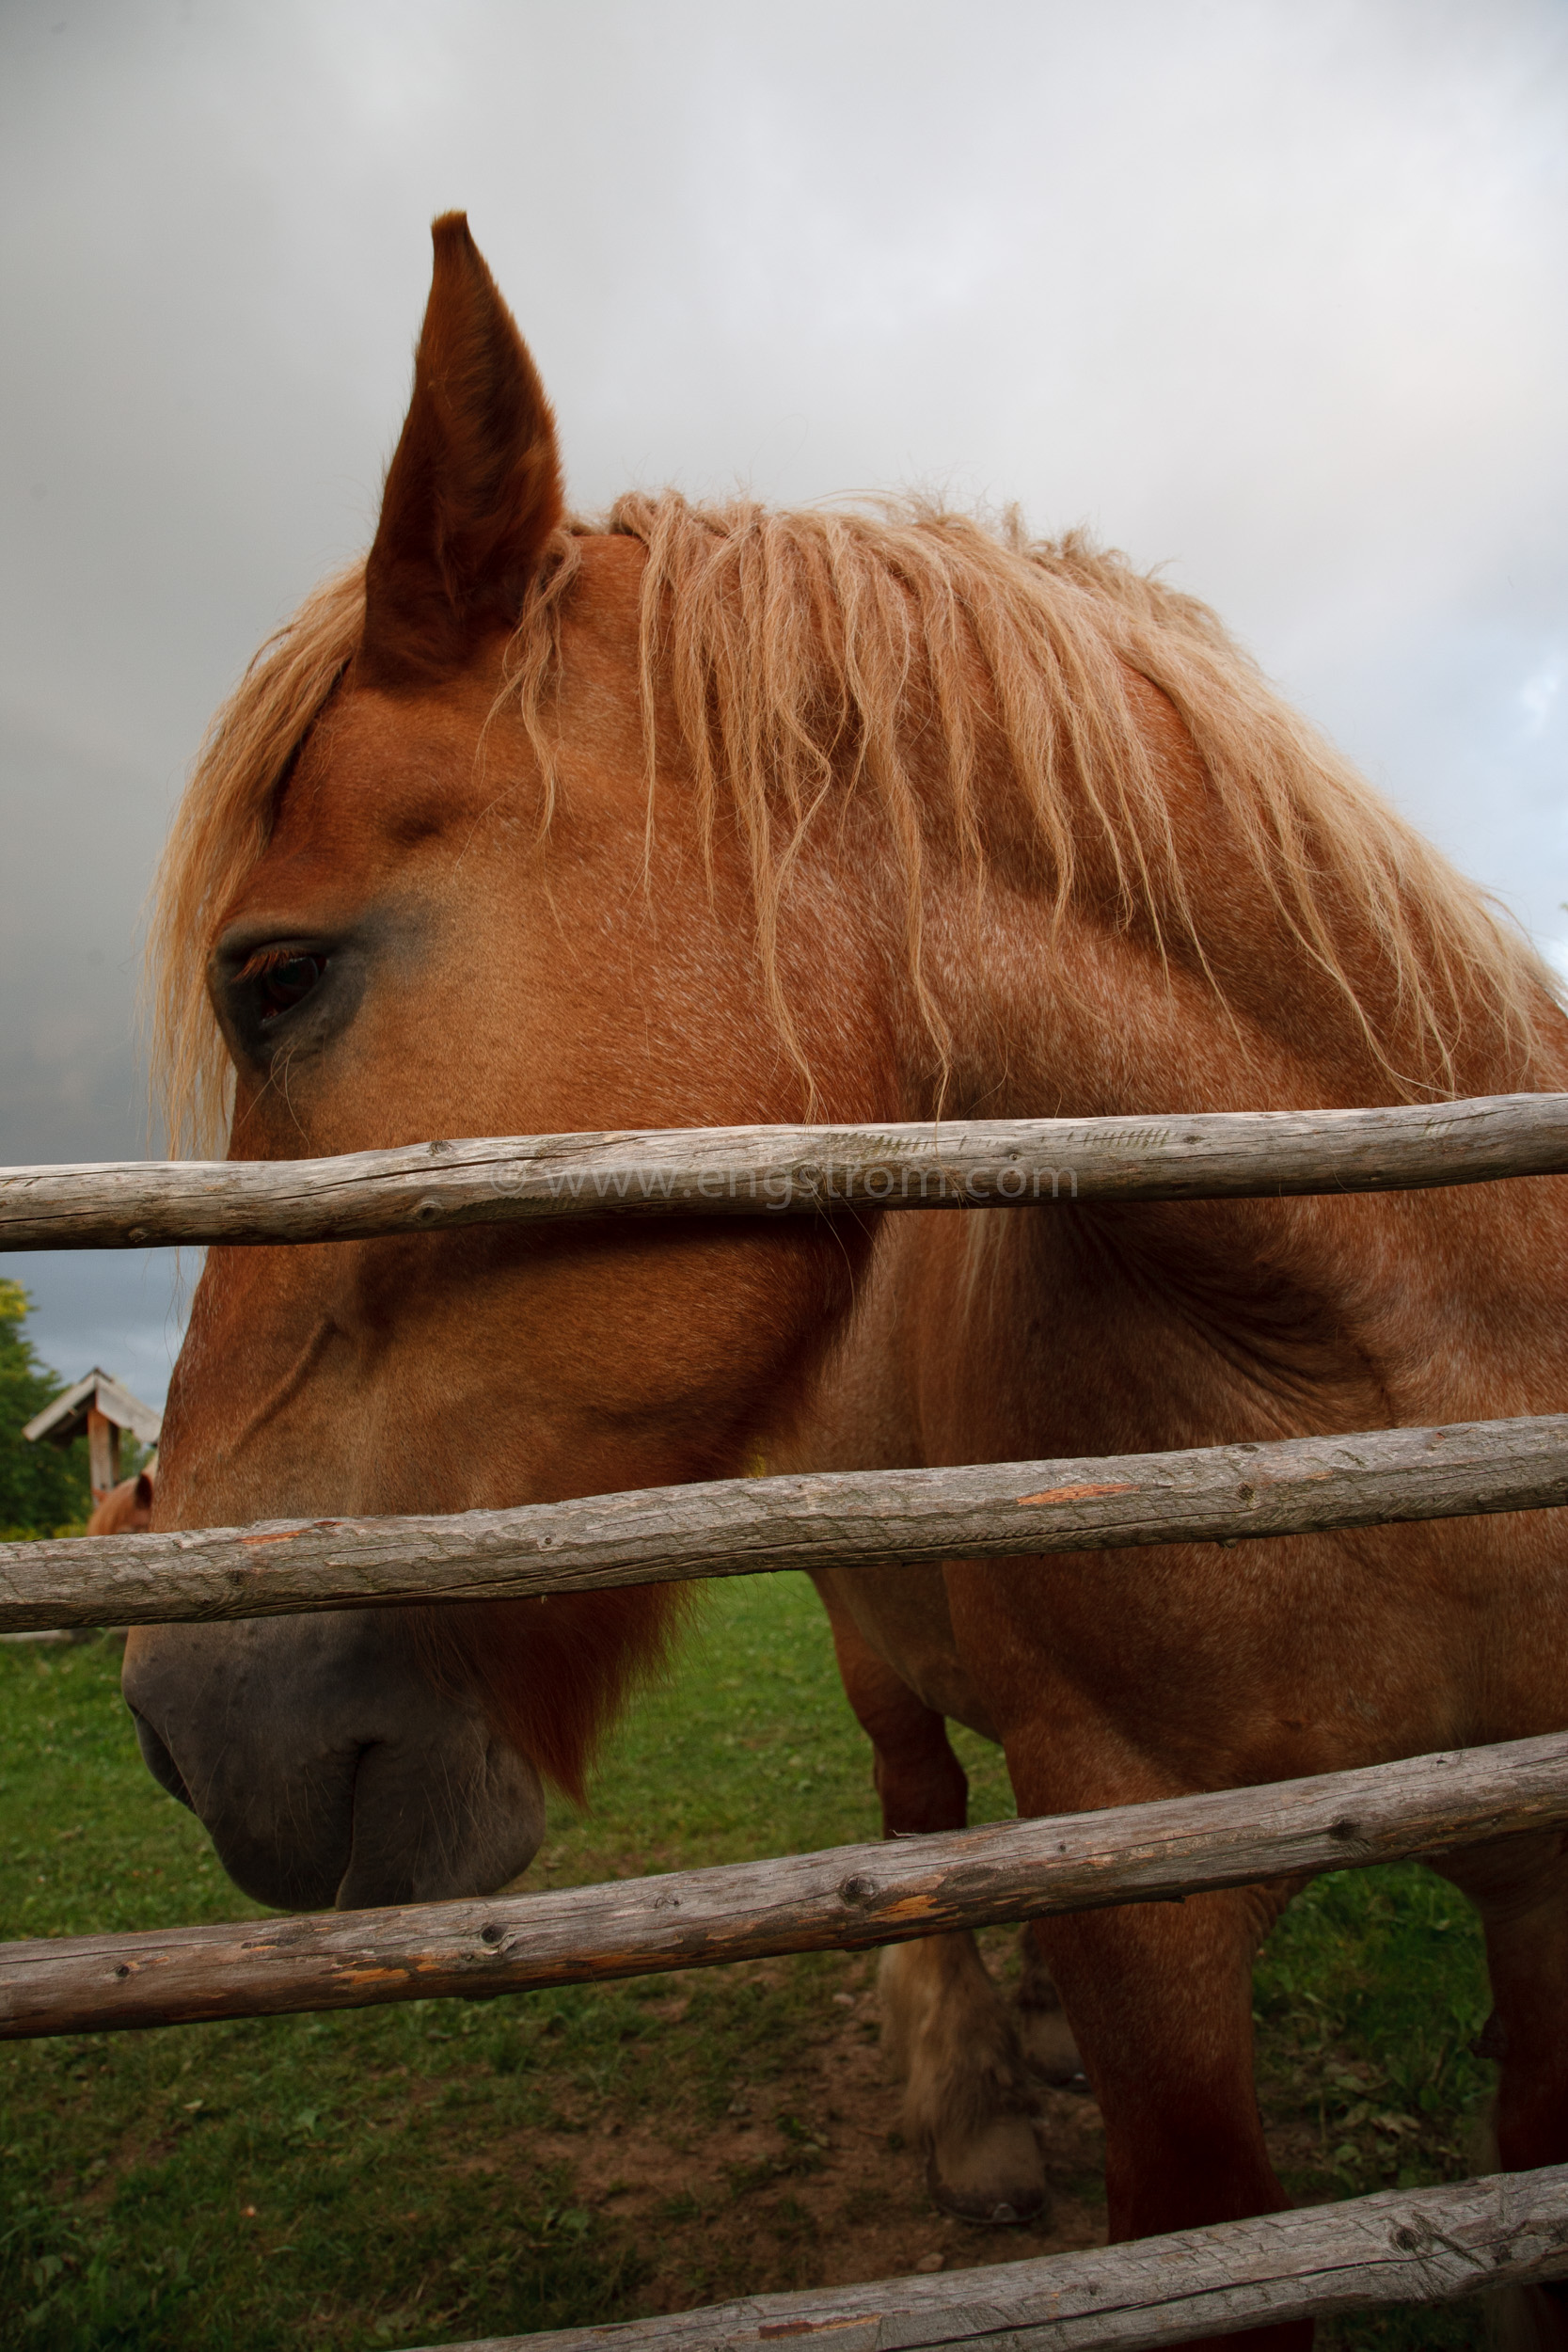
[87,1469,155,1537]
[120,215,1568,2351]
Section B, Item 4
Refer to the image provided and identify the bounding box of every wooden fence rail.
[3,1414,1565,1635]
[5,1091,1568,1251]
[403,2164,1568,2352]
[6,1733,1566,2039]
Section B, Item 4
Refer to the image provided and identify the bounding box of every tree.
[0,1280,93,1537]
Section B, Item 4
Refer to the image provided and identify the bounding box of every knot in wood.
[837,1874,879,1909]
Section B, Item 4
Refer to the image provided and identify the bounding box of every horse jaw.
[121,1613,546,1912]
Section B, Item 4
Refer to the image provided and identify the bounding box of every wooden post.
[85,1406,119,1501]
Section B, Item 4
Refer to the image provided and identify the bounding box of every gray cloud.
[3,0,1565,1401]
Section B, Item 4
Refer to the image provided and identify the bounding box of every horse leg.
[815,1585,1048,2224]
[879,1932,1049,2224]
[1430,1831,1568,2351]
[1029,1883,1307,2352]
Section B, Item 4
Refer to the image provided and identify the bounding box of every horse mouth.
[129,1706,197,1814]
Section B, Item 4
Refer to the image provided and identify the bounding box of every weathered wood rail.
[4,1090,1568,1250]
[3,1414,1566,1634]
[402,2164,1568,2352]
[5,1734,1566,2038]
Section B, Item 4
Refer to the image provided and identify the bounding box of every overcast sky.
[2,0,1565,1408]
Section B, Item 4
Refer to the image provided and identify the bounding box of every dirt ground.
[454,1938,1414,2320]
[470,1950,1112,2310]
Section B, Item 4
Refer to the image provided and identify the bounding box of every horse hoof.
[925,2120,1049,2228]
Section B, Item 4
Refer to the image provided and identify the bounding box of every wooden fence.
[5,1097,1568,2345]
[4,1413,1568,1636]
[408,2165,1568,2351]
[5,1090,1568,1249]
[5,1731,1568,2040]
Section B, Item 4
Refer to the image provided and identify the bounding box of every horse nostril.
[128,1708,197,1813]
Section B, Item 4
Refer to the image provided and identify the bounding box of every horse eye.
[243,950,328,1024]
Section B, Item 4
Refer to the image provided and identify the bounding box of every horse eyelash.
[236,946,309,982]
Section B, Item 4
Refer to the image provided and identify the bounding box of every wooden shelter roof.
[22,1369,163,1451]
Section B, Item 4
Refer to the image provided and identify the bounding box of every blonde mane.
[149,496,1557,1154]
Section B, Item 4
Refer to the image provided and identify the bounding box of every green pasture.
[1,1576,1498,2350]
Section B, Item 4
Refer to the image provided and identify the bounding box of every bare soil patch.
[467,1950,1108,2312]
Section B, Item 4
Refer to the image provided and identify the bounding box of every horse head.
[86,1470,155,1536]
[123,217,879,1910]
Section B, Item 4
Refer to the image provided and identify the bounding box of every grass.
[0,1577,1502,2349]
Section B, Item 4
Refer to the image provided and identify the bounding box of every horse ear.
[135,1470,154,1506]
[359,213,564,687]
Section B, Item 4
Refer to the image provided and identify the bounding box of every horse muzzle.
[121,1611,546,1912]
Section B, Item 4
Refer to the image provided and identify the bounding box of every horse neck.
[878,739,1554,1128]
[887,871,1347,1127]
[790,750,1568,1462]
